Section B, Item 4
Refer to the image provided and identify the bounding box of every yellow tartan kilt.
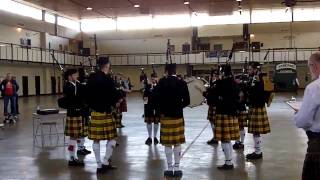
[248,107,271,134]
[65,116,83,138]
[207,106,216,122]
[113,111,122,128]
[160,117,185,146]
[214,114,240,142]
[80,120,88,137]
[145,116,160,124]
[88,112,117,141]
[238,111,248,129]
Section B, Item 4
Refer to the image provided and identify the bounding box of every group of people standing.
[204,61,271,170]
[61,56,274,177]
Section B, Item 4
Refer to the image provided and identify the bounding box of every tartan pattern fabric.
[238,111,248,129]
[80,118,88,137]
[119,99,127,113]
[113,110,123,128]
[247,106,271,134]
[214,114,240,142]
[65,116,83,138]
[160,117,185,146]
[207,106,216,122]
[88,112,117,141]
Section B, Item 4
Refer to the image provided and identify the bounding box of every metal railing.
[0,41,94,67]
[0,41,317,66]
[106,48,317,66]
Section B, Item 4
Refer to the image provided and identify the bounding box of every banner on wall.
[274,63,297,91]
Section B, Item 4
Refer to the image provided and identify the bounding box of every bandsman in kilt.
[153,63,190,178]
[86,57,122,174]
[214,64,240,170]
[233,76,248,150]
[294,52,320,180]
[113,76,126,128]
[246,61,271,160]
[143,71,160,145]
[63,69,89,166]
[204,69,219,145]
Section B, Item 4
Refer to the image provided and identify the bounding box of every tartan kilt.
[238,111,248,129]
[160,117,185,146]
[65,116,83,138]
[88,112,117,141]
[79,117,89,137]
[247,107,270,134]
[112,109,122,128]
[214,114,240,142]
[302,137,320,180]
[207,106,216,122]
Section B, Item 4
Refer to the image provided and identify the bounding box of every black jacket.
[247,75,266,107]
[215,77,240,116]
[86,71,121,113]
[143,83,158,117]
[63,81,83,116]
[205,80,218,107]
[154,75,190,118]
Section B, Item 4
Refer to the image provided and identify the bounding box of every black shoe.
[217,164,234,170]
[145,137,152,145]
[154,137,159,145]
[68,157,85,167]
[116,143,120,147]
[102,164,117,170]
[77,148,91,156]
[173,170,183,177]
[9,119,16,124]
[246,152,263,160]
[120,124,125,128]
[164,170,174,177]
[207,138,218,145]
[233,142,244,150]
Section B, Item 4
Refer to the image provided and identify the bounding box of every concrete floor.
[0,92,307,180]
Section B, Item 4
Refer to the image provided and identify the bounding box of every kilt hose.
[65,116,84,138]
[238,111,248,129]
[302,132,320,180]
[214,114,240,142]
[247,106,270,134]
[160,117,185,146]
[88,111,117,141]
[207,106,216,122]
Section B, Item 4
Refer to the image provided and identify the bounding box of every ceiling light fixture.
[184,1,190,5]
[134,4,140,8]
[236,0,242,1]
[250,34,255,38]
[86,7,93,11]
[16,27,22,32]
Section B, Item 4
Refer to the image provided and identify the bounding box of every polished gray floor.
[0,92,306,180]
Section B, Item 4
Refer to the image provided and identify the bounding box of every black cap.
[98,57,110,66]
[249,61,261,69]
[165,63,177,74]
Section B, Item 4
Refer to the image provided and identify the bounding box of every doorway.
[22,76,28,96]
[35,76,40,95]
[51,77,56,95]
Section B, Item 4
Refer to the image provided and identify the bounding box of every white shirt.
[294,76,320,132]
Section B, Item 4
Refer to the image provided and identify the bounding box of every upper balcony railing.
[0,41,93,67]
[0,41,317,66]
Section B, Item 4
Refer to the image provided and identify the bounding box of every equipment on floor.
[36,108,59,115]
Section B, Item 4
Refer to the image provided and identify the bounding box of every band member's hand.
[143,97,148,101]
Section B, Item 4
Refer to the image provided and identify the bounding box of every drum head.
[185,77,205,108]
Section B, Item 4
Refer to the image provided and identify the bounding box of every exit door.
[35,76,40,95]
[22,76,28,96]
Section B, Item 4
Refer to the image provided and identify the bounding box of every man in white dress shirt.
[294,52,320,180]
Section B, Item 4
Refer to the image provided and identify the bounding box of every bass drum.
[185,76,206,108]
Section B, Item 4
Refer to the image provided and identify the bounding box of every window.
[153,14,191,29]
[191,11,250,26]
[251,8,292,23]
[117,16,153,30]
[0,0,42,20]
[81,18,116,32]
[57,17,80,31]
[45,13,55,24]
[293,8,320,21]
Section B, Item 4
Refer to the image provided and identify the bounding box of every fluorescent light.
[236,0,242,1]
[16,27,22,32]
[86,7,93,11]
[134,4,140,8]
[250,34,255,38]
[184,1,190,5]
